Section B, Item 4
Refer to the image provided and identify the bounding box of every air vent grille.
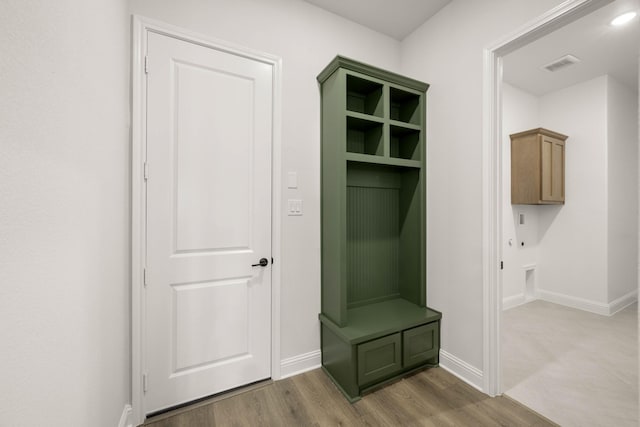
[543,55,581,72]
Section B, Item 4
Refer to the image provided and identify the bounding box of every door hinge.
[143,373,148,393]
[144,162,149,181]
[143,268,147,287]
[271,257,274,265]
[144,55,149,74]
[500,261,504,270]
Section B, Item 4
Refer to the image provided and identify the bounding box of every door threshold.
[144,378,272,424]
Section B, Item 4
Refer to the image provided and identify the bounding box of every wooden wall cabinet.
[511,128,568,205]
[318,56,441,402]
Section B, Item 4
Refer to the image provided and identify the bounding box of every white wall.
[607,76,639,302]
[399,0,565,379]
[501,83,541,305]
[538,76,609,305]
[502,75,638,313]
[129,0,401,365]
[0,0,130,426]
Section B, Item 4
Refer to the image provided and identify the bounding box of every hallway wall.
[129,0,401,370]
[0,0,131,425]
[399,0,566,384]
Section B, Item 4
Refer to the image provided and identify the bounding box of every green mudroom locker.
[318,56,442,402]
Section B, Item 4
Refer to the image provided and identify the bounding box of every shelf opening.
[346,74,383,117]
[346,163,422,308]
[347,116,383,156]
[390,126,420,160]
[390,87,420,125]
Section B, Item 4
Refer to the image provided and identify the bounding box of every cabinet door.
[357,333,401,386]
[403,322,439,368]
[541,136,565,203]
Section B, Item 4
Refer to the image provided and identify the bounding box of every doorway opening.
[482,0,622,396]
[497,1,639,423]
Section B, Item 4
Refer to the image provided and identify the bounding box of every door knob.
[252,258,269,267]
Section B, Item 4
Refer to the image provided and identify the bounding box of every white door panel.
[145,32,272,414]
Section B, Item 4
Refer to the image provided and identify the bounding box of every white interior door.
[144,31,273,414]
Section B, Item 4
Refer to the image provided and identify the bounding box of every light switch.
[287,199,303,216]
[287,172,298,189]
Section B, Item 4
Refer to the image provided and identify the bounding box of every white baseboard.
[536,289,637,316]
[439,350,483,391]
[502,294,527,311]
[608,290,638,315]
[280,350,321,379]
[118,404,132,427]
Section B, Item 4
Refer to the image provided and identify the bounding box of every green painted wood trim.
[320,69,348,326]
[419,88,427,306]
[317,55,429,93]
[345,110,386,124]
[320,366,362,403]
[388,120,421,131]
[359,365,437,397]
[345,153,421,169]
[320,323,359,399]
[319,299,442,344]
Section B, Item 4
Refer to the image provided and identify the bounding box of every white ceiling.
[503,0,639,95]
[303,0,638,94]
[303,0,451,40]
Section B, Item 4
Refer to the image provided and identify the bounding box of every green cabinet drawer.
[357,333,401,386]
[403,322,439,368]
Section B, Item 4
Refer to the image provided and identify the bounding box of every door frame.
[131,15,283,424]
[481,0,613,396]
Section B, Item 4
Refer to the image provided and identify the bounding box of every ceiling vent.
[543,54,581,72]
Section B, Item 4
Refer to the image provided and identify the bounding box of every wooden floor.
[143,367,557,426]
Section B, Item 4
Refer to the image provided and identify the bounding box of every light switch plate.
[287,199,303,216]
[287,172,298,189]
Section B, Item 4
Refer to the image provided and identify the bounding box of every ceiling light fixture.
[610,11,637,26]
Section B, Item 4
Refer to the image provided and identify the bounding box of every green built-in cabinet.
[318,56,441,402]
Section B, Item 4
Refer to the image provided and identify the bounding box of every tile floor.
[502,300,638,427]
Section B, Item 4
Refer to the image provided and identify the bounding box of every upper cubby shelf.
[347,74,383,118]
[317,56,428,169]
[390,87,420,125]
[346,115,384,156]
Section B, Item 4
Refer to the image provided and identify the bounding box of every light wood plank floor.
[143,367,557,426]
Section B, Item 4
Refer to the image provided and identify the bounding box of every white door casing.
[141,28,276,414]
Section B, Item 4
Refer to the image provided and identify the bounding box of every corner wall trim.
[280,350,321,379]
[118,404,133,427]
[502,294,527,311]
[608,290,638,315]
[439,350,484,391]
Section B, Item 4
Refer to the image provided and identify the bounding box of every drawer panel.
[357,333,401,386]
[403,322,439,368]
